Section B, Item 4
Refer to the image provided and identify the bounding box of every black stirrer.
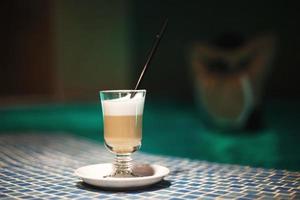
[131,18,168,97]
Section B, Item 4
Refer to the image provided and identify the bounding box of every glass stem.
[112,154,133,177]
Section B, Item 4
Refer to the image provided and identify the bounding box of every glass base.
[109,154,137,178]
[104,142,142,178]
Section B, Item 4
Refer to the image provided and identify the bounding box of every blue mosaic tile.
[236,198,252,200]
[0,133,299,199]
[0,194,9,198]
[213,190,228,195]
[183,194,199,199]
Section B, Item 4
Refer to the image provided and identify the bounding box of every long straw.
[133,19,168,90]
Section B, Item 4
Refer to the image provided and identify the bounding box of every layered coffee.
[102,94,145,154]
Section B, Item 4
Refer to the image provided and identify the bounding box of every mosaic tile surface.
[0,133,299,199]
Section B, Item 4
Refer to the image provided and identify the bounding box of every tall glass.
[100,90,146,177]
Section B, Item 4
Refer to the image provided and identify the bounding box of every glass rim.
[99,89,146,93]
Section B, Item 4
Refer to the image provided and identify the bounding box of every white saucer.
[75,163,169,189]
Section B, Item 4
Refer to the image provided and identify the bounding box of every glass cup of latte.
[100,90,146,177]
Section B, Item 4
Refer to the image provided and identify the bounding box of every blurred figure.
[190,33,276,130]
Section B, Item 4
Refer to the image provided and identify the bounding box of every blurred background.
[0,0,299,170]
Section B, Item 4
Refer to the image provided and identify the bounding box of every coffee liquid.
[104,115,142,154]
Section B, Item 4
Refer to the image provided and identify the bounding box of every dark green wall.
[131,0,300,101]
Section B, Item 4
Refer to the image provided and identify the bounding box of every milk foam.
[102,93,145,116]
